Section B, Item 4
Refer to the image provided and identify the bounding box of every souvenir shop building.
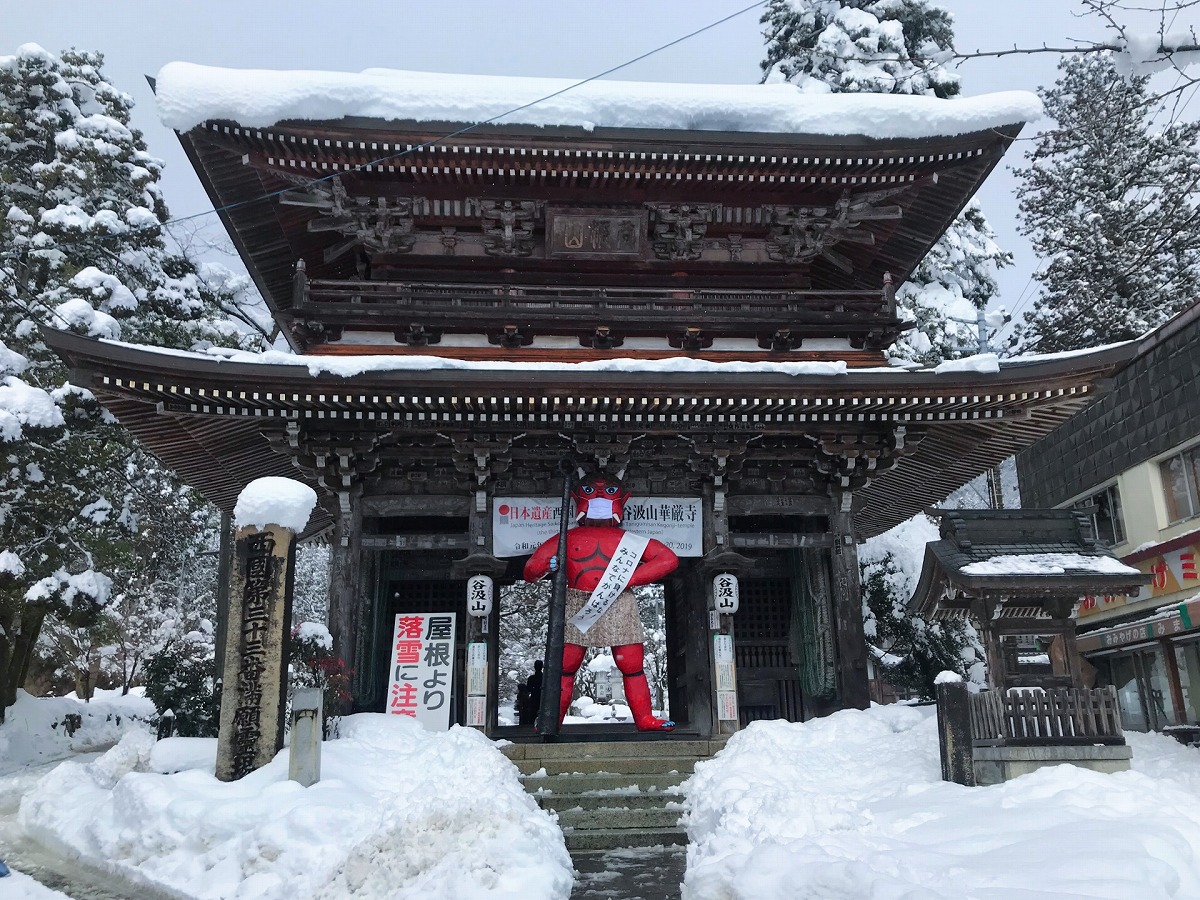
[1020,300,1200,735]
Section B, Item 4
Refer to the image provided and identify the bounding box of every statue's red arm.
[628,539,678,586]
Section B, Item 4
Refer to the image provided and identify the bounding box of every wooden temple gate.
[44,64,1142,739]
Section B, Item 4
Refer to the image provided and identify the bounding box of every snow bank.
[0,689,155,776]
[233,476,317,533]
[682,705,1200,899]
[19,714,571,900]
[0,869,73,900]
[155,62,1040,139]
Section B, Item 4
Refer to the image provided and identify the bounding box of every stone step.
[515,755,696,776]
[523,772,687,795]
[536,791,684,813]
[555,805,683,831]
[564,825,687,853]
[501,738,724,761]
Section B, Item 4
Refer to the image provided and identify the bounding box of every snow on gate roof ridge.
[154,61,1042,139]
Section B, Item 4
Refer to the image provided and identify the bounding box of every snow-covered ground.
[0,688,155,776]
[7,695,1200,899]
[8,713,571,900]
[682,704,1200,900]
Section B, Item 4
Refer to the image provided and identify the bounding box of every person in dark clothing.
[525,660,544,723]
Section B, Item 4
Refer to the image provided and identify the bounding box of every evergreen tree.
[760,0,959,97]
[859,515,986,698]
[1012,53,1200,354]
[0,45,263,719]
[761,1,1011,365]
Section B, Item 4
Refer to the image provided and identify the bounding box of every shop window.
[1096,648,1181,731]
[1160,444,1200,524]
[1176,640,1200,724]
[1073,483,1126,546]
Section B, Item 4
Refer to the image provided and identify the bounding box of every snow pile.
[683,705,1200,899]
[961,552,1141,576]
[155,62,1040,139]
[0,870,73,900]
[18,714,572,900]
[932,352,1000,375]
[233,476,318,533]
[566,696,632,724]
[294,621,333,650]
[0,377,63,442]
[0,689,155,776]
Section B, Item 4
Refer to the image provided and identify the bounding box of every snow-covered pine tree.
[0,45,264,718]
[761,0,1012,365]
[859,516,986,698]
[1012,53,1200,354]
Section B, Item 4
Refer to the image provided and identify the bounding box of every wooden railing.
[295,277,902,340]
[969,686,1125,747]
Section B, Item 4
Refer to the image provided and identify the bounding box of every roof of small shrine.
[909,509,1150,615]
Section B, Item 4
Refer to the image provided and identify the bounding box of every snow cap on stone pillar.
[233,476,318,533]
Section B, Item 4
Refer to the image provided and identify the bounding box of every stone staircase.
[503,738,726,852]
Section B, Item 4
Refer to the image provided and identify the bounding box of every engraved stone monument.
[216,477,317,782]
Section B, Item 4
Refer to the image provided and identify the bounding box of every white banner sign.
[387,612,456,731]
[492,497,703,558]
[569,531,650,635]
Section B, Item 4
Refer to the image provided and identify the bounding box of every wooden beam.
[731,533,834,549]
[830,509,870,710]
[725,494,834,516]
[361,495,470,516]
[361,534,472,551]
[328,488,365,700]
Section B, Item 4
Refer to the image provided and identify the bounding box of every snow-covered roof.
[960,553,1141,577]
[155,62,1041,139]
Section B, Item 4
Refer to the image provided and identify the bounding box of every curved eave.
[44,328,1136,395]
[44,328,1137,539]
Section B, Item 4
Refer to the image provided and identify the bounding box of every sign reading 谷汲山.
[387,612,456,731]
[492,497,703,558]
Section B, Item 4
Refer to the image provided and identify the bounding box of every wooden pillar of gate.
[329,485,365,702]
[830,507,870,710]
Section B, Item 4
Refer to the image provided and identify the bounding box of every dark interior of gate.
[354,502,846,735]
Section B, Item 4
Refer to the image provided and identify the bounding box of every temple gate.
[47,64,1139,738]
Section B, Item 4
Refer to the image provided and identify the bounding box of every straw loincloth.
[564,587,646,648]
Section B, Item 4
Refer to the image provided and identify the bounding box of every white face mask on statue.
[586,498,615,520]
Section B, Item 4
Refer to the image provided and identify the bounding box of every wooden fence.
[969,686,1125,747]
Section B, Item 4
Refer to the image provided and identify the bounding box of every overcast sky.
[5,1,1188,341]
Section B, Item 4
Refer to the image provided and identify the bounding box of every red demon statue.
[524,474,678,731]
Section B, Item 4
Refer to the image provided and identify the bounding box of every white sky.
[4,1,1187,341]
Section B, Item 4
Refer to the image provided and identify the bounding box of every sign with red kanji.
[387,612,457,731]
[492,496,702,557]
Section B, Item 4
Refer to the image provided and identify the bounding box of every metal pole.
[537,457,574,738]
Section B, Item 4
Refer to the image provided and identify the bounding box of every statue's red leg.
[559,643,586,725]
[613,643,674,732]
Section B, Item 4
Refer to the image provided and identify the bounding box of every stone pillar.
[830,508,870,711]
[216,477,316,782]
[936,680,976,786]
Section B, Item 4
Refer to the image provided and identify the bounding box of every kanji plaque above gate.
[546,207,646,258]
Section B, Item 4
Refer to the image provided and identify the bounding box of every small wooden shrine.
[909,509,1150,690]
[46,66,1141,737]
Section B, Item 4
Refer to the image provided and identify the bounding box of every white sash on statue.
[569,531,650,635]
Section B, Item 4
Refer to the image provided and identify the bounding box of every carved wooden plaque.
[546,207,646,259]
